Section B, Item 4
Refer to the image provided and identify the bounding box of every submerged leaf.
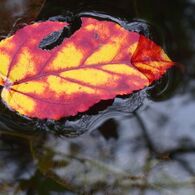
[0,17,174,120]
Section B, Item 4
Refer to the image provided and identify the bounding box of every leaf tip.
[0,78,3,86]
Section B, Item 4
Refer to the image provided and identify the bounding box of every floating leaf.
[0,17,174,120]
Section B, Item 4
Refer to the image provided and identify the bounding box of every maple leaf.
[0,17,174,120]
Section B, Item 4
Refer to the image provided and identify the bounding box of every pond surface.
[0,0,195,194]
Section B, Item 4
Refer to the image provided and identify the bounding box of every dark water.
[0,0,195,194]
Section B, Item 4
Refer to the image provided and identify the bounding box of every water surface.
[0,0,195,194]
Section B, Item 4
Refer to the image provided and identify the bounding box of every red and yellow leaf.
[0,18,174,120]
